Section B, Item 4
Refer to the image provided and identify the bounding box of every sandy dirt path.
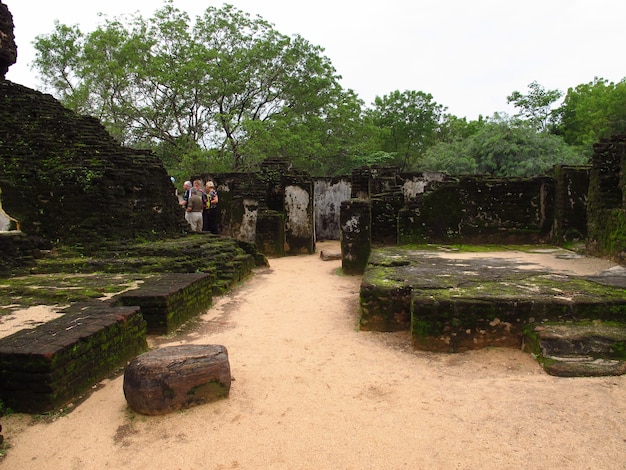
[2,241,626,469]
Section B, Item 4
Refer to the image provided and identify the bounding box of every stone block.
[115,273,213,335]
[0,305,147,413]
[123,344,231,415]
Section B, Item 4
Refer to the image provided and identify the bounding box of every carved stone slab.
[123,344,231,415]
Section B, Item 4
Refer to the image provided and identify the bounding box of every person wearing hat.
[204,180,219,234]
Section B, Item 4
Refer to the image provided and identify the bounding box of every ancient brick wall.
[397,175,554,244]
[200,167,316,256]
[0,305,147,413]
[0,0,17,78]
[0,80,187,246]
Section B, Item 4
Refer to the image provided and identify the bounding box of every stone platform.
[359,245,626,374]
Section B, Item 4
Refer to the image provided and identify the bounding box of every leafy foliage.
[555,77,626,149]
[366,90,446,171]
[30,2,623,179]
[507,81,563,132]
[32,2,364,174]
[420,116,587,177]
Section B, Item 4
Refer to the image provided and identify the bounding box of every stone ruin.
[1,0,622,268]
[0,1,260,413]
[2,0,626,415]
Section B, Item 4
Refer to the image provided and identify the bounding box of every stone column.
[340,199,371,275]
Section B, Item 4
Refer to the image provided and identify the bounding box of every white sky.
[4,0,626,120]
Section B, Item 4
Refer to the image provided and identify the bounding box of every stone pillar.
[586,136,626,258]
[283,177,315,255]
[340,199,371,275]
[550,165,590,243]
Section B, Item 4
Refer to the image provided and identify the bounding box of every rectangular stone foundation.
[360,246,626,353]
[0,305,147,413]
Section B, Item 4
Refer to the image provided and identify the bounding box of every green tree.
[420,115,587,177]
[507,81,563,132]
[437,114,487,144]
[241,87,379,175]
[556,77,626,149]
[367,90,446,171]
[32,21,89,113]
[32,2,361,173]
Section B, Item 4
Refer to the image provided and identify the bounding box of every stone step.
[540,356,626,377]
[523,321,626,377]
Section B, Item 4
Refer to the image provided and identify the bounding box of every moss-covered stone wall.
[0,305,147,413]
[550,165,590,243]
[586,135,626,261]
[398,176,554,244]
[192,158,316,256]
[0,80,187,246]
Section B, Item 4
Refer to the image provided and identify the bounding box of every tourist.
[180,180,192,208]
[185,188,204,232]
[205,181,219,234]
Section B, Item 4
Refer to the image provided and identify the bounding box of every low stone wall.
[0,305,147,413]
[0,235,264,413]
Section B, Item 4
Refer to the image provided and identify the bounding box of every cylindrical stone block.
[123,344,231,415]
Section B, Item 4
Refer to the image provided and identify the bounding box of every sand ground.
[1,241,626,469]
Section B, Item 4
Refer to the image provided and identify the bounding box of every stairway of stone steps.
[524,321,626,377]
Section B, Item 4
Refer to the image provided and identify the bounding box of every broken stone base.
[524,321,626,377]
[123,344,231,415]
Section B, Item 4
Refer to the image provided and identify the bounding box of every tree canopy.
[555,77,626,149]
[366,90,446,171]
[31,2,624,179]
[507,81,562,132]
[33,1,368,174]
[419,115,587,177]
